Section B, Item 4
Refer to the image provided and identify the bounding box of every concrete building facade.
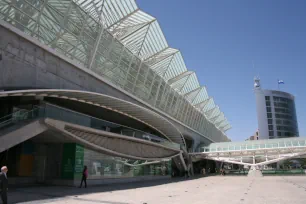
[254,78,299,139]
[0,0,230,185]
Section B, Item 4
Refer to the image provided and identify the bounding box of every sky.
[137,0,306,141]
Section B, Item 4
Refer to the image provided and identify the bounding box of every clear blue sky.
[137,0,306,141]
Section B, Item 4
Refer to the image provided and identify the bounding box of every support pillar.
[179,152,187,172]
[276,162,280,170]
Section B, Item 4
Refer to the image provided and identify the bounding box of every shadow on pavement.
[9,176,204,204]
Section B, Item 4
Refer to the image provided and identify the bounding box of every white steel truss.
[190,137,306,167]
[0,0,231,143]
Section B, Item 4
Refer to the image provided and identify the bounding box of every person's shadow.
[8,176,203,203]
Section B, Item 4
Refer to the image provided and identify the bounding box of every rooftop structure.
[0,0,231,142]
[191,137,306,168]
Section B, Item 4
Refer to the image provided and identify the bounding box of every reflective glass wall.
[265,92,299,139]
[84,148,171,179]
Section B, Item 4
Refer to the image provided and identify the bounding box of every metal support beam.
[177,73,193,93]
[179,152,187,171]
[88,25,105,69]
[107,8,140,30]
[183,86,203,103]
[215,118,226,128]
[209,112,222,123]
[120,19,156,41]
[204,106,218,117]
[208,108,221,120]
[194,97,211,109]
[168,71,194,85]
[162,54,176,77]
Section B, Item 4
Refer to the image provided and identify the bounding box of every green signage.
[61,143,84,180]
[74,144,84,179]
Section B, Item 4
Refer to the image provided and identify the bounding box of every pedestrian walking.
[79,166,88,188]
[220,168,225,176]
[0,166,8,204]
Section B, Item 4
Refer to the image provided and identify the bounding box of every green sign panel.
[61,143,84,180]
[74,144,84,179]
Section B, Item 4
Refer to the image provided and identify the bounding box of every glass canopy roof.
[200,137,306,153]
[98,0,231,132]
[0,0,231,134]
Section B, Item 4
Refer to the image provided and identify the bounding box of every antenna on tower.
[253,61,261,89]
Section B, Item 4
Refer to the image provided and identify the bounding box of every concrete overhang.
[0,89,186,148]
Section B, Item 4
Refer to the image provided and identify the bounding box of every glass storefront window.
[83,148,171,180]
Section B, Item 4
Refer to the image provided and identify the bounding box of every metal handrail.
[44,103,169,143]
[0,104,180,150]
[0,109,25,122]
[0,107,42,128]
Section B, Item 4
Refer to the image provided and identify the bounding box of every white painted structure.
[190,137,306,168]
[254,78,299,139]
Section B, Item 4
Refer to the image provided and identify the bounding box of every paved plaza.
[7,176,306,204]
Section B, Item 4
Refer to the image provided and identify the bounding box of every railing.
[0,107,42,130]
[191,139,306,153]
[0,103,180,150]
[262,169,305,175]
[43,103,180,150]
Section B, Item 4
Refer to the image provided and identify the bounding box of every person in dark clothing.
[0,166,8,204]
[79,166,88,188]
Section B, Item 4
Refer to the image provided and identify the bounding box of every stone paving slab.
[8,176,306,204]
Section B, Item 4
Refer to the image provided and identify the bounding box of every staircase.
[0,104,181,158]
[0,108,47,152]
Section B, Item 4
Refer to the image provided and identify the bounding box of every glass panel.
[286,142,292,147]
[278,142,285,147]
[299,141,306,146]
[0,0,231,141]
[84,148,171,179]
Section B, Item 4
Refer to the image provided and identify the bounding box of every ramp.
[0,120,48,152]
[45,118,181,161]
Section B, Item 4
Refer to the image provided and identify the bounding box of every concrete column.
[276,161,282,170]
[191,139,201,152]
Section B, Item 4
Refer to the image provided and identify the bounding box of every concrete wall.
[254,88,269,139]
[0,23,212,149]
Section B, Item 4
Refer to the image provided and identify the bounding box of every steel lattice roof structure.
[0,0,231,142]
[190,137,306,167]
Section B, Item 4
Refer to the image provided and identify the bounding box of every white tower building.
[254,78,299,139]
